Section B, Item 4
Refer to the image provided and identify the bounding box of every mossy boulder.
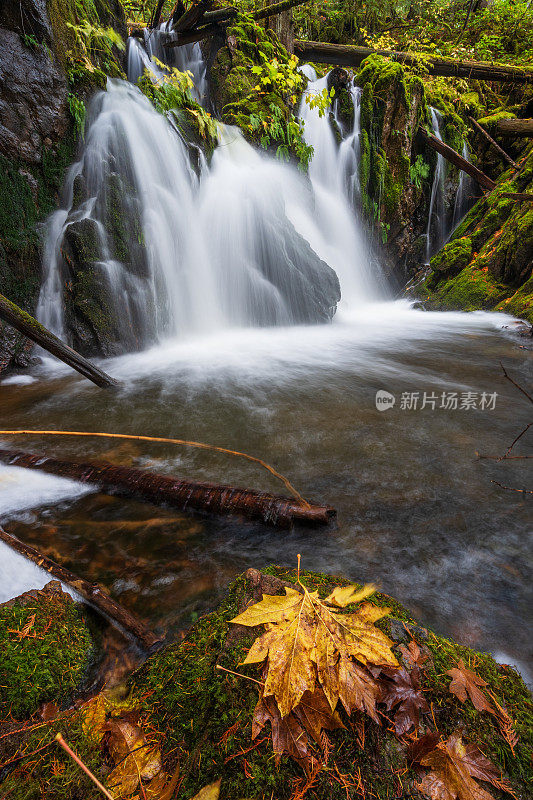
[0,567,531,799]
[208,14,310,167]
[0,581,93,719]
[422,145,533,322]
[355,55,430,278]
[126,567,532,799]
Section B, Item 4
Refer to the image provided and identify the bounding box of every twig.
[216,664,265,686]
[55,734,114,799]
[500,362,533,404]
[491,480,533,494]
[500,423,532,460]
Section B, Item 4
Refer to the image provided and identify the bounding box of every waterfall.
[425,107,447,262]
[452,142,474,230]
[38,39,384,354]
[297,68,382,310]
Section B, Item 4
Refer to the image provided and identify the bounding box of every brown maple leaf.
[446,660,495,714]
[379,665,429,735]
[105,718,162,797]
[399,640,428,670]
[417,731,514,800]
[252,689,342,773]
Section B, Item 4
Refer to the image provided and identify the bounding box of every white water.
[426,107,447,262]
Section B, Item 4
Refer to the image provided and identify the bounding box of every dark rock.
[0,28,68,165]
[0,0,53,44]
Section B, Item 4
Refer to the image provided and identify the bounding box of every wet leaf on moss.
[188,779,221,800]
[379,665,430,735]
[446,659,495,714]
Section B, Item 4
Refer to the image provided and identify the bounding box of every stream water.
[1,37,531,681]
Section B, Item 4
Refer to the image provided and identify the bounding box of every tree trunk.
[0,448,336,528]
[419,128,496,190]
[0,526,162,650]
[491,118,533,137]
[293,41,533,84]
[0,293,118,388]
[468,116,518,169]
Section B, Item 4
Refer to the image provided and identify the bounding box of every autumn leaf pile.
[230,580,519,800]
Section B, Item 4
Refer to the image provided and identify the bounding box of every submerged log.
[468,116,518,169]
[490,118,533,137]
[0,448,336,528]
[293,41,533,84]
[0,293,118,389]
[419,129,496,190]
[0,526,162,650]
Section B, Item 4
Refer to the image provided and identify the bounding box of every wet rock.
[0,28,68,165]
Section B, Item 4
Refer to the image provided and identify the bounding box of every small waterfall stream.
[426,107,447,262]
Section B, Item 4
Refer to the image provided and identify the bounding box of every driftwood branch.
[419,129,496,190]
[0,448,336,528]
[0,526,162,649]
[293,41,533,83]
[490,118,533,137]
[468,116,518,169]
[0,293,118,389]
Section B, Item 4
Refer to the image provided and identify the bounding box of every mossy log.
[491,118,533,136]
[0,293,118,388]
[0,526,161,650]
[419,128,496,190]
[293,41,533,83]
[0,448,336,528]
[469,116,519,169]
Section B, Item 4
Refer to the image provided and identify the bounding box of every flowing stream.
[1,39,531,680]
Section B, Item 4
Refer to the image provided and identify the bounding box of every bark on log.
[0,294,118,389]
[172,0,210,33]
[149,0,165,28]
[419,129,496,190]
[0,448,336,528]
[498,192,533,202]
[490,118,533,137]
[252,0,309,22]
[293,41,533,84]
[468,116,518,169]
[0,526,162,650]
[165,22,222,46]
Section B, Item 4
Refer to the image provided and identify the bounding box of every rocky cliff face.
[0,0,125,373]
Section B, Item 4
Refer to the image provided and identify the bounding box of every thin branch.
[55,734,115,799]
[500,422,532,459]
[491,480,533,494]
[500,361,533,404]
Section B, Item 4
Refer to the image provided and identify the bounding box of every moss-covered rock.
[355,55,430,277]
[208,14,311,168]
[1,567,531,799]
[422,145,533,322]
[0,581,93,719]
[126,567,532,799]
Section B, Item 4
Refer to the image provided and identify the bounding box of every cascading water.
[297,67,384,309]
[425,107,447,262]
[38,41,385,351]
[452,142,474,230]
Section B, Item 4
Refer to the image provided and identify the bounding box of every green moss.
[477,110,517,128]
[497,274,533,323]
[429,236,473,277]
[0,586,93,719]
[425,263,508,310]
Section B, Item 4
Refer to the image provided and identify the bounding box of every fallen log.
[419,128,496,190]
[149,0,165,28]
[167,0,310,46]
[172,0,210,33]
[498,192,533,202]
[0,526,162,650]
[468,116,518,169]
[0,293,118,389]
[490,118,533,137]
[293,40,533,84]
[0,448,336,528]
